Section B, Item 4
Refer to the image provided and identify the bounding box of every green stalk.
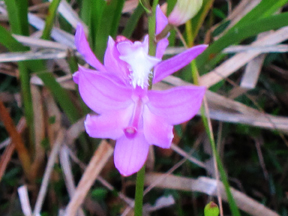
[186,20,241,216]
[134,1,158,215]
[134,165,146,216]
[147,0,158,57]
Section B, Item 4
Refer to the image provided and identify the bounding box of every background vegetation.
[0,0,288,215]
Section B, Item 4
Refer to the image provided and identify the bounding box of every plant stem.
[134,165,146,216]
[134,1,159,215]
[185,20,241,216]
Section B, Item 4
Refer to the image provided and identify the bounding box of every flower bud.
[168,0,203,26]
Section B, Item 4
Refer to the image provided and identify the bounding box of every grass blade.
[41,0,61,40]
[197,12,288,72]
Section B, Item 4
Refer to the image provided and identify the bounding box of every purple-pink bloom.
[73,9,207,176]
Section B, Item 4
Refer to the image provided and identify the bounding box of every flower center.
[117,38,161,89]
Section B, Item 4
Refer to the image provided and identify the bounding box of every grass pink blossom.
[73,9,207,176]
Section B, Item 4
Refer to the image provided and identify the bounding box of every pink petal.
[156,38,169,59]
[143,106,173,148]
[77,66,133,113]
[147,86,206,125]
[114,132,149,176]
[104,37,129,83]
[85,105,133,139]
[156,5,168,35]
[153,45,208,83]
[75,23,106,72]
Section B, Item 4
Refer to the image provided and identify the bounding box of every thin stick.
[18,185,33,216]
[67,148,134,207]
[0,101,31,178]
[202,98,224,216]
[64,140,113,216]
[33,129,64,216]
[59,145,85,216]
[0,117,26,180]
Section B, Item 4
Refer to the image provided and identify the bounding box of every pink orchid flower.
[73,8,207,176]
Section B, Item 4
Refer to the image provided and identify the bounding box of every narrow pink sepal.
[156,38,169,59]
[143,107,173,148]
[104,36,129,83]
[75,23,106,72]
[77,66,133,114]
[153,44,208,83]
[156,5,168,35]
[85,107,132,139]
[147,86,206,125]
[114,132,149,176]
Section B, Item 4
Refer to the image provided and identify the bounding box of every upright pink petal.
[155,6,169,59]
[156,38,169,59]
[104,37,129,84]
[75,24,106,72]
[143,107,173,148]
[147,86,206,125]
[114,132,150,176]
[153,44,208,83]
[77,66,133,113]
[85,105,133,139]
[156,5,168,35]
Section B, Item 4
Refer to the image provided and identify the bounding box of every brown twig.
[64,140,113,216]
[0,101,31,179]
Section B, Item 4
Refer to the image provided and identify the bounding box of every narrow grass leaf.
[232,0,288,29]
[41,0,61,40]
[94,0,125,60]
[191,0,214,43]
[197,12,288,72]
[4,0,29,35]
[122,3,144,38]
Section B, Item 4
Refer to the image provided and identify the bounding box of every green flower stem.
[186,20,241,216]
[147,0,158,87]
[134,1,159,215]
[134,165,146,216]
[148,0,158,57]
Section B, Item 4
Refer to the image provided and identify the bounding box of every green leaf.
[41,0,61,40]
[167,0,177,15]
[191,0,214,41]
[204,202,220,216]
[139,0,152,13]
[4,0,29,35]
[212,20,230,37]
[212,8,227,19]
[93,0,125,60]
[80,0,91,25]
[0,25,27,51]
[197,12,288,73]
[122,4,145,38]
[233,0,288,29]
